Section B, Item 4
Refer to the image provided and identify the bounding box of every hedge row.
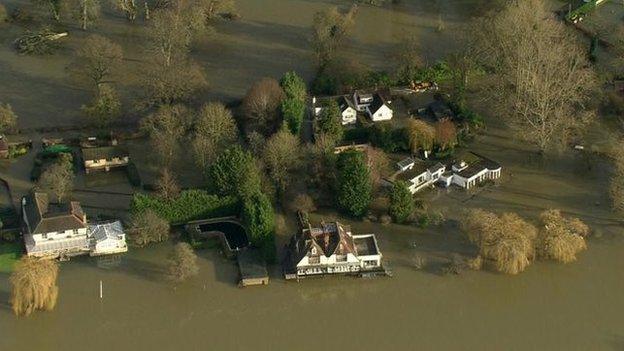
[130,190,239,225]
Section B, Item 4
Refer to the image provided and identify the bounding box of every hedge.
[130,190,239,225]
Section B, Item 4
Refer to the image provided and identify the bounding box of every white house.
[337,96,357,125]
[391,153,502,194]
[285,221,383,278]
[353,91,393,122]
[446,154,502,190]
[395,162,446,194]
[22,192,89,258]
[89,221,128,256]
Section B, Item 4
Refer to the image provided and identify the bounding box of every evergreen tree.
[335,150,372,217]
[208,146,261,198]
[241,191,275,262]
[316,99,343,142]
[389,180,414,223]
[280,98,305,135]
[280,71,307,135]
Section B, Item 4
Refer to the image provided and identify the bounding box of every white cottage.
[22,192,89,258]
[353,91,393,122]
[285,221,383,278]
[395,162,446,194]
[337,96,357,125]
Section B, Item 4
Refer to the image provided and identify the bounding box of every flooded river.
[1,1,624,350]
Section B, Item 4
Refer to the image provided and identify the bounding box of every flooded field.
[1,1,624,350]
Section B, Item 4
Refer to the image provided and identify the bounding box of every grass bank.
[0,242,22,273]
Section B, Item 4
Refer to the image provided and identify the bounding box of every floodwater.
[1,1,624,350]
[1,122,623,350]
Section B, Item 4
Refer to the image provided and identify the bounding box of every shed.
[237,248,269,287]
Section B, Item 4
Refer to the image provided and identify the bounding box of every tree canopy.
[335,150,372,217]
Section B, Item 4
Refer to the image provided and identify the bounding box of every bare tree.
[73,35,123,89]
[393,34,423,84]
[38,157,74,203]
[69,0,100,30]
[114,0,138,21]
[199,0,235,20]
[435,119,457,151]
[288,193,316,214]
[156,168,180,201]
[10,257,59,317]
[0,103,18,134]
[148,6,206,67]
[192,102,238,170]
[242,78,285,135]
[311,5,357,69]
[367,147,390,189]
[140,58,208,108]
[128,209,170,247]
[140,104,193,166]
[166,242,199,282]
[262,127,300,195]
[31,0,65,21]
[473,0,597,152]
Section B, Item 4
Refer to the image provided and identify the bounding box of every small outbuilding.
[82,145,130,174]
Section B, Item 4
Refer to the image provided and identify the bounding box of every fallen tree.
[14,28,68,55]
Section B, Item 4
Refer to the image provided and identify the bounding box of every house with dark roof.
[284,221,383,279]
[393,161,446,194]
[441,152,502,190]
[22,192,89,258]
[388,152,502,194]
[428,100,455,122]
[352,91,393,122]
[337,95,357,125]
[82,145,129,174]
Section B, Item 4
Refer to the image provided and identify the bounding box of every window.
[73,229,79,235]
[42,233,47,239]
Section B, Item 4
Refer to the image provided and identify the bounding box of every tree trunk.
[144,1,150,20]
[82,0,88,30]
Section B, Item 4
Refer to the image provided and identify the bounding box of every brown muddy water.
[2,1,624,350]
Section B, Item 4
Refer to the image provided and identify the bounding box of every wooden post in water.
[99,280,103,299]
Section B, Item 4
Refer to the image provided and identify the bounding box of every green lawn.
[0,242,23,273]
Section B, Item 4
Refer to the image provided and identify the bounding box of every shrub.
[537,209,588,263]
[166,242,199,283]
[369,124,409,153]
[461,209,537,275]
[130,190,239,225]
[389,180,414,223]
[127,209,170,247]
[0,4,7,23]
